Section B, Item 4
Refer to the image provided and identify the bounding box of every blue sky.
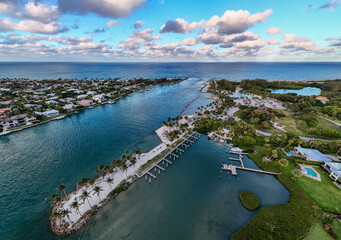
[0,0,340,61]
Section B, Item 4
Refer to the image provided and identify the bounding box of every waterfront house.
[92,94,106,103]
[62,104,74,111]
[316,96,329,104]
[77,99,94,107]
[35,110,59,118]
[294,147,332,162]
[322,162,341,185]
[1,114,27,129]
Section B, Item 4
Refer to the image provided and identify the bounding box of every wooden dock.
[236,167,280,175]
[163,159,172,164]
[222,164,280,176]
[155,165,165,171]
[146,172,156,179]
[138,133,202,179]
[222,164,237,175]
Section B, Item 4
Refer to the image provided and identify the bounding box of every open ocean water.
[0,62,340,80]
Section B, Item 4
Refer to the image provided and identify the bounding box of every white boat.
[230,147,243,154]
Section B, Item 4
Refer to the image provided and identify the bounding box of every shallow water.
[0,78,290,240]
[270,87,322,96]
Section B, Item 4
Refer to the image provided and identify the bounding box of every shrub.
[239,191,260,211]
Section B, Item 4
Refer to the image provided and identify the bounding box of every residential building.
[316,96,329,104]
[322,162,341,184]
[35,110,59,118]
[294,147,332,162]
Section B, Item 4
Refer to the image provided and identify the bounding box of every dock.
[222,164,280,176]
[163,159,172,164]
[176,148,184,153]
[138,133,202,180]
[170,152,179,158]
[222,164,237,175]
[155,165,165,171]
[146,172,156,179]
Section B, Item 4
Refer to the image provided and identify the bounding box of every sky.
[0,0,340,62]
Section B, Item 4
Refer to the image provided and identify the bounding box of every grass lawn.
[281,165,341,213]
[305,218,332,240]
[332,218,341,238]
[276,110,341,139]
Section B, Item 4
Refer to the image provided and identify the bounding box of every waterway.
[0,78,289,240]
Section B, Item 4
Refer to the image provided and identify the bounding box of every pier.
[138,133,202,180]
[163,159,172,164]
[222,164,280,176]
[176,148,184,153]
[146,172,156,179]
[155,165,165,171]
[228,155,244,168]
[170,152,179,158]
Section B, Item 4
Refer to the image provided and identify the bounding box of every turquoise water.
[270,87,321,96]
[286,151,296,157]
[305,168,317,177]
[229,90,253,98]
[0,78,290,240]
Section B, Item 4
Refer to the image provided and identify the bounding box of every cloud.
[0,1,59,23]
[133,20,144,29]
[279,34,334,54]
[182,38,198,46]
[320,0,340,10]
[58,0,146,18]
[107,20,123,28]
[85,28,106,34]
[65,36,93,45]
[198,29,259,45]
[160,9,273,35]
[325,37,341,47]
[305,0,340,12]
[0,17,68,34]
[268,38,279,45]
[267,27,281,35]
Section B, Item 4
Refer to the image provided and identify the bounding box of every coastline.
[49,92,200,236]
[0,79,185,137]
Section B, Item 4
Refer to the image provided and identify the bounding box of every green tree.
[80,190,92,208]
[70,200,82,215]
[93,186,104,201]
[106,177,114,190]
[57,184,67,197]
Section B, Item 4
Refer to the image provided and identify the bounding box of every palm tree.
[278,159,289,169]
[93,186,104,201]
[80,190,92,208]
[57,184,67,197]
[130,157,137,174]
[291,169,302,180]
[70,200,82,215]
[120,161,128,178]
[106,177,114,190]
[61,209,71,222]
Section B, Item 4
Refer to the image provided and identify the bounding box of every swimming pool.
[305,168,317,177]
[286,151,295,157]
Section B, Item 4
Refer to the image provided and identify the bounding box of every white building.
[92,94,106,103]
[35,110,59,118]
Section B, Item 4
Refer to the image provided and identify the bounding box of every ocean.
[0,62,340,80]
